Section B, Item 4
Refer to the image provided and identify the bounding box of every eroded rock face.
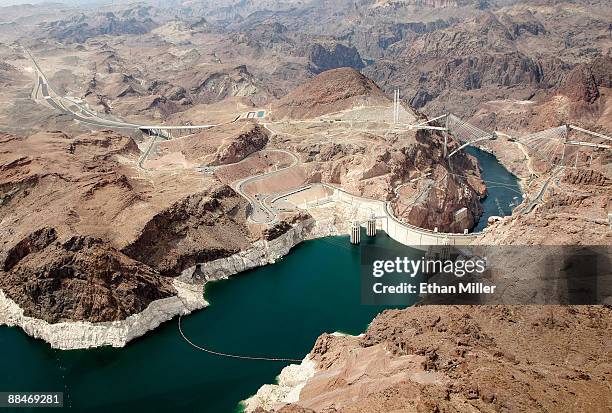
[267,68,485,232]
[122,185,251,276]
[211,124,269,165]
[477,164,611,245]
[360,9,575,118]
[0,234,174,323]
[288,126,484,232]
[40,11,158,44]
[259,305,612,413]
[307,43,364,74]
[151,121,270,168]
[189,65,264,104]
[271,68,389,120]
[0,131,253,323]
[560,55,612,104]
[310,141,483,231]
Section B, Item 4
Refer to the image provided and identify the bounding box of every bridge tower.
[444,114,449,158]
[350,220,361,245]
[366,213,377,237]
[560,124,569,166]
[393,89,400,124]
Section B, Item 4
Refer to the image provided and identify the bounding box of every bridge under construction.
[26,50,612,246]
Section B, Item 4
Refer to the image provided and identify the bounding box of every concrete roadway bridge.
[139,125,217,139]
[26,48,217,138]
[26,48,610,240]
[24,63,498,245]
[438,114,612,163]
[515,124,611,166]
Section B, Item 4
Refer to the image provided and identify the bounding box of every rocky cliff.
[152,122,269,168]
[0,216,324,349]
[252,305,612,412]
[0,131,253,324]
[40,11,158,44]
[306,43,364,74]
[269,68,485,231]
[478,165,612,245]
[355,1,611,123]
[188,65,265,104]
[292,127,485,232]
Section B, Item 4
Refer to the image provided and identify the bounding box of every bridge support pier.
[350,220,361,245]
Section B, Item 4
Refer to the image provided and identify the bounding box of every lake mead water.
[0,234,413,413]
[0,149,520,412]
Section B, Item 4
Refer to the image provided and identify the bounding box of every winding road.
[24,47,536,230]
[26,47,212,133]
[232,149,300,224]
[521,166,561,214]
[26,49,304,223]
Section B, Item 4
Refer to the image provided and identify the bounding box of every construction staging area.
[26,49,612,244]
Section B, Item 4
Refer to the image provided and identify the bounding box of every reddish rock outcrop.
[271,68,389,120]
[262,305,612,413]
[267,70,485,231]
[154,121,269,167]
[1,233,174,323]
[0,131,252,323]
[211,124,269,165]
[560,55,612,104]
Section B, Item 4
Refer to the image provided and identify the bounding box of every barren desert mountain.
[471,53,612,133]
[266,68,486,231]
[184,64,265,104]
[283,124,486,232]
[38,9,159,44]
[271,68,390,120]
[560,55,612,104]
[0,62,19,85]
[354,0,612,126]
[259,305,611,413]
[554,55,612,128]
[3,0,606,134]
[0,0,610,411]
[0,130,253,322]
[306,43,365,74]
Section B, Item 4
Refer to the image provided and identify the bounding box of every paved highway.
[26,49,141,130]
[232,149,300,224]
[25,48,549,229]
[26,48,304,223]
[521,166,561,214]
[26,48,215,134]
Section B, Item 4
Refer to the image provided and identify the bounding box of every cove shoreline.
[0,217,337,350]
[0,148,522,350]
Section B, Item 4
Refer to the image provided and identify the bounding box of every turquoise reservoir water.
[0,149,519,412]
[0,234,415,413]
[466,147,522,232]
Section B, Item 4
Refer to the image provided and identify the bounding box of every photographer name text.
[372,282,496,295]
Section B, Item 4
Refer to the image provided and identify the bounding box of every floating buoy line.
[178,315,302,362]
